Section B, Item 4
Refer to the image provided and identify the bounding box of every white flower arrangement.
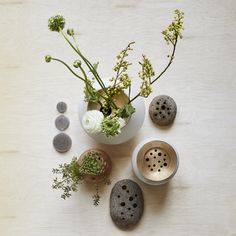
[82,110,126,137]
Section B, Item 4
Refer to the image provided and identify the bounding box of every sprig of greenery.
[101,116,121,137]
[52,152,108,205]
[129,9,184,103]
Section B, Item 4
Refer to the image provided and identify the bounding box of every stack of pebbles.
[53,102,72,153]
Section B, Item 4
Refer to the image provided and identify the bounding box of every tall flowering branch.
[129,9,184,103]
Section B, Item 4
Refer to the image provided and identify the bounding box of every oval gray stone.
[53,133,72,153]
[55,115,70,131]
[110,179,144,229]
[56,101,67,113]
[149,95,177,126]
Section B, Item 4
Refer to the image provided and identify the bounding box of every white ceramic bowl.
[132,138,179,185]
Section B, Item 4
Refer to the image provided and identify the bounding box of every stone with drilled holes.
[110,179,144,229]
[56,101,67,113]
[55,115,70,131]
[149,95,177,126]
[53,133,72,153]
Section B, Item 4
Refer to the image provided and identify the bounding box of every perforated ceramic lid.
[136,140,178,182]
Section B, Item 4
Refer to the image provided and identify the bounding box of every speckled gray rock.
[149,95,177,126]
[56,101,67,113]
[55,115,70,131]
[110,179,144,229]
[53,133,72,153]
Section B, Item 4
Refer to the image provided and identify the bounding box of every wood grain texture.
[0,0,236,235]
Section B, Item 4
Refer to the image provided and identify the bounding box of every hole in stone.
[129,197,133,201]
[156,107,159,110]
[122,218,125,220]
[160,166,163,168]
[120,202,125,206]
[163,101,166,104]
[164,163,168,166]
[163,158,166,161]
[150,152,153,155]
[121,212,124,215]
[167,108,170,110]
[156,102,159,105]
[168,112,171,115]
[135,194,138,197]
[133,203,137,208]
[146,158,149,162]
[122,185,127,190]
[127,190,129,193]
[159,112,162,114]
[153,164,156,167]
[154,156,156,159]
[92,177,95,180]
[164,154,167,156]
[118,195,120,198]
[161,105,166,110]
[155,149,157,152]
[154,113,158,117]
[158,160,161,163]
[148,165,151,167]
[158,169,161,172]
[163,116,166,119]
[150,168,153,171]
[131,214,133,217]
[98,157,101,160]
[158,153,162,156]
[128,207,131,211]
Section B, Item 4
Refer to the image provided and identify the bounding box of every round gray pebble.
[149,95,177,126]
[55,115,70,131]
[110,179,144,229]
[53,133,72,153]
[56,102,67,113]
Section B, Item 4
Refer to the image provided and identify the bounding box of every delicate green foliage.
[111,42,134,89]
[48,15,65,32]
[92,62,99,71]
[67,28,75,36]
[45,55,52,63]
[73,59,82,68]
[52,151,107,204]
[101,116,121,137]
[83,79,99,103]
[118,104,136,118]
[162,9,184,45]
[139,55,155,97]
[46,10,184,129]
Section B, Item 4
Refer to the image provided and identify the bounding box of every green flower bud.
[45,55,52,63]
[73,60,81,68]
[48,15,65,32]
[67,28,75,36]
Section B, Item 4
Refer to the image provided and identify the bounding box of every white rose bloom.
[118,118,126,129]
[82,110,104,133]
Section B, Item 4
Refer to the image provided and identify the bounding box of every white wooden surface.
[0,0,236,235]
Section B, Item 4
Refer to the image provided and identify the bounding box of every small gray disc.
[55,115,70,131]
[53,133,72,153]
[56,102,67,113]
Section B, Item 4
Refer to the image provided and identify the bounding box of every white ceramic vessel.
[79,95,145,145]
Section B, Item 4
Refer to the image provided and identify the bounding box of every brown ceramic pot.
[78,148,112,184]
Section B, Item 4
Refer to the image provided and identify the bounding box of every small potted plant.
[52,149,112,206]
[45,10,184,144]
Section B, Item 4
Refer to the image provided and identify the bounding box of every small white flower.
[82,110,104,133]
[118,118,126,130]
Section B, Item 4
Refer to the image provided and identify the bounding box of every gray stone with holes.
[55,115,70,131]
[110,179,144,229]
[149,95,177,126]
